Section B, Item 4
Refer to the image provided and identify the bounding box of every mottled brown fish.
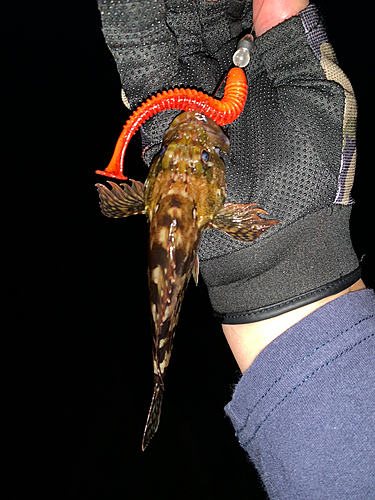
[96,111,279,450]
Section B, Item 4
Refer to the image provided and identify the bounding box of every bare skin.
[222,0,365,373]
[253,0,309,36]
[223,280,366,373]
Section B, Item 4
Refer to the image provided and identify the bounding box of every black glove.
[97,1,360,323]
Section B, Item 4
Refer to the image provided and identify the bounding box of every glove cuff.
[200,205,361,324]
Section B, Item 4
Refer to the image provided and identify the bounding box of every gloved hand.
[97,0,253,164]
[97,0,360,323]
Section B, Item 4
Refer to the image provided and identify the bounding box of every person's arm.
[223,278,365,373]
[96,4,374,496]
[225,288,375,499]
[221,0,365,374]
[221,4,375,497]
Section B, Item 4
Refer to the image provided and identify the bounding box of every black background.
[3,1,374,498]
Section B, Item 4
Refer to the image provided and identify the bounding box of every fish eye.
[201,150,209,164]
[159,145,168,157]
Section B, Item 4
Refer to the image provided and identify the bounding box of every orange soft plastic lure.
[95,67,248,180]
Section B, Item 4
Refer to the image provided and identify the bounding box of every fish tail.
[142,382,163,451]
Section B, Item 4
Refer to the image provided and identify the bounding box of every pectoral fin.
[96,180,145,218]
[212,203,279,242]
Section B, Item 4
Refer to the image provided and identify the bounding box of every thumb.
[254,0,309,36]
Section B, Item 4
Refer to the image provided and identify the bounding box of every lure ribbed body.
[95,68,248,180]
[96,111,279,450]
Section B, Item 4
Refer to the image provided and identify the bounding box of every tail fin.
[142,383,163,451]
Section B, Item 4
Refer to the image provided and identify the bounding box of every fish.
[96,111,279,450]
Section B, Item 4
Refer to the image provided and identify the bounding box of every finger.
[198,0,249,54]
[164,0,203,58]
[254,0,309,36]
[165,1,253,72]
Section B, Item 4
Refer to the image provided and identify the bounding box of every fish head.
[145,112,230,231]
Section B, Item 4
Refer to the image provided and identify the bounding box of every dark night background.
[2,1,374,498]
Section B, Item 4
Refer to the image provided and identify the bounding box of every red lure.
[95,67,248,180]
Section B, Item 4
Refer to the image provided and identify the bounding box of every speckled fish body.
[143,112,229,450]
[96,112,279,450]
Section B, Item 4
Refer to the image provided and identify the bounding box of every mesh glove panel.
[199,6,360,321]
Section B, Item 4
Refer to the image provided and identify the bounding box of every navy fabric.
[225,289,375,499]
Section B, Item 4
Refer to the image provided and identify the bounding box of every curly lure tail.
[95,68,247,180]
